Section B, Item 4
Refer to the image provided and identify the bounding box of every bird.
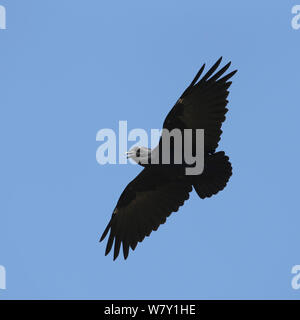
[100,57,237,260]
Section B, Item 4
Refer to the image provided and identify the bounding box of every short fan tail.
[193,151,232,199]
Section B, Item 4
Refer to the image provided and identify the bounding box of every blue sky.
[0,0,300,299]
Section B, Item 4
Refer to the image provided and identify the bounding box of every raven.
[100,57,237,260]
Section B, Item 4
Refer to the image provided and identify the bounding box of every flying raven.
[100,57,237,260]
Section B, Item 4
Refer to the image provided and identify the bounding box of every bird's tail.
[192,151,232,199]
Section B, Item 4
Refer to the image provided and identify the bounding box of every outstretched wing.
[162,57,237,154]
[100,168,192,260]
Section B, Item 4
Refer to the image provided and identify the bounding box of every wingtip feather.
[113,238,121,260]
[100,219,112,242]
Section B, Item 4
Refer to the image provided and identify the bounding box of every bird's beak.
[126,151,134,159]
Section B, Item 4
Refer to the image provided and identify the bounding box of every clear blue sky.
[1,0,300,299]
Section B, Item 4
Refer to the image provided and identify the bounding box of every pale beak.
[126,151,134,159]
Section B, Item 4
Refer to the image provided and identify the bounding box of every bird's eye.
[136,149,140,157]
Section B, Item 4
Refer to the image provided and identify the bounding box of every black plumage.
[100,57,237,260]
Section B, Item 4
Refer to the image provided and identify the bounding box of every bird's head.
[126,146,151,164]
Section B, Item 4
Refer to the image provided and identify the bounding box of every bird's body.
[100,57,237,260]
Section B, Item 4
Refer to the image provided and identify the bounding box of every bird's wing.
[100,168,192,260]
[162,57,237,153]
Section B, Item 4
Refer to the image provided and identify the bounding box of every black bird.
[100,57,237,260]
